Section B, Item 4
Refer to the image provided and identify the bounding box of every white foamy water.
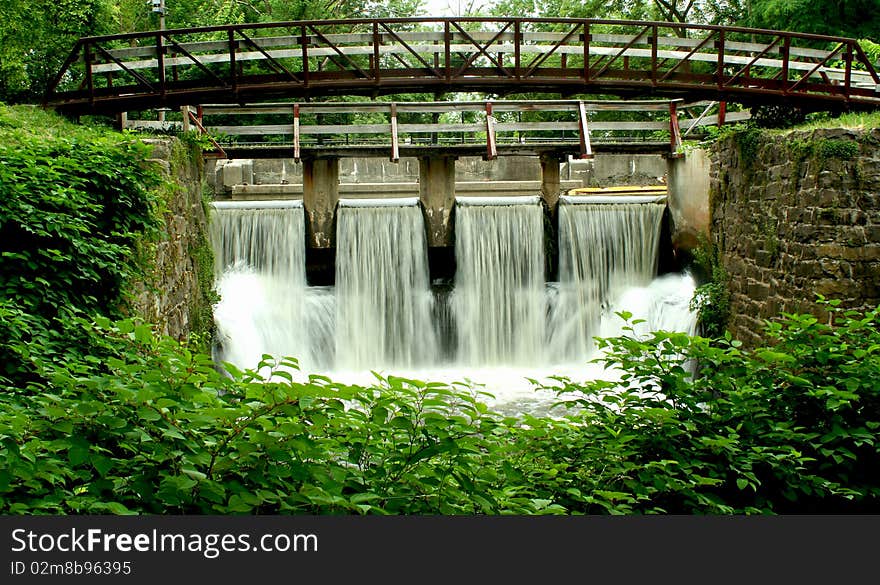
[452,196,547,366]
[209,196,698,415]
[548,199,667,361]
[335,199,437,369]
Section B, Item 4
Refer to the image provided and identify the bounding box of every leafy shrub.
[2,301,878,515]
[0,319,558,515]
[751,104,807,129]
[689,236,730,338]
[0,105,161,386]
[532,300,880,514]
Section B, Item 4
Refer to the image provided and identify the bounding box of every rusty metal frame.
[234,28,301,82]
[46,18,880,114]
[187,108,227,158]
[92,44,157,92]
[590,25,653,80]
[306,25,370,78]
[524,24,581,76]
[657,32,717,83]
[723,35,785,88]
[451,21,514,78]
[161,34,229,87]
[379,23,444,78]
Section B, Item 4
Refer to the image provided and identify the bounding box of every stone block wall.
[710,127,880,346]
[132,138,215,342]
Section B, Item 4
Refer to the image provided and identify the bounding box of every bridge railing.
[125,99,749,160]
[46,18,880,114]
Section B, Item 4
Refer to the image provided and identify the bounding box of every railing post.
[84,42,94,105]
[669,100,683,158]
[514,19,521,79]
[485,101,497,160]
[390,102,400,163]
[372,22,381,85]
[781,35,791,94]
[157,33,166,98]
[228,28,237,93]
[583,21,591,83]
[301,25,310,87]
[716,29,725,90]
[845,42,853,98]
[293,104,301,163]
[444,21,451,83]
[651,24,658,86]
[577,101,593,159]
[718,101,727,127]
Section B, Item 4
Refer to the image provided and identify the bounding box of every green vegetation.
[2,303,878,514]
[2,102,879,516]
[689,235,731,338]
[0,104,162,387]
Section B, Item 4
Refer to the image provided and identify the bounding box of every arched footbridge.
[46,17,880,115]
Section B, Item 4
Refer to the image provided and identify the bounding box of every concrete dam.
[207,152,701,414]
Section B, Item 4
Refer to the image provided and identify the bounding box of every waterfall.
[209,200,317,371]
[334,198,437,370]
[452,196,547,366]
[549,195,667,362]
[208,191,699,414]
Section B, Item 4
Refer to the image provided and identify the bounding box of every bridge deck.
[46,18,880,115]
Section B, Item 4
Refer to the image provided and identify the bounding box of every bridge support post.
[419,155,457,247]
[666,148,711,254]
[303,158,339,248]
[540,154,564,214]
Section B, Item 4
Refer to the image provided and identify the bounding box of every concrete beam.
[303,158,339,248]
[419,156,457,247]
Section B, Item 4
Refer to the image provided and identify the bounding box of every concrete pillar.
[540,154,563,211]
[303,158,339,248]
[666,148,711,252]
[418,155,457,247]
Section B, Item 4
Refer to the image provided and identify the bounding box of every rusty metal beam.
[485,101,497,160]
[390,102,399,162]
[577,100,593,159]
[669,100,683,157]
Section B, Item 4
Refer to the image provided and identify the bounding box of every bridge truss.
[46,17,880,116]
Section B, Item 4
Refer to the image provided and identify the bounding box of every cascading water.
[209,192,698,414]
[334,198,437,370]
[548,195,668,361]
[452,196,547,366]
[210,200,324,372]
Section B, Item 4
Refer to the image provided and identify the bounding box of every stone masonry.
[710,127,880,346]
[132,138,214,341]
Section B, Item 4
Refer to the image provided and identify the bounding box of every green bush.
[531,301,880,514]
[2,301,878,515]
[0,105,161,386]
